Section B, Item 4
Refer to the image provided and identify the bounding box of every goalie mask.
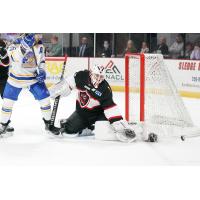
[90,64,105,88]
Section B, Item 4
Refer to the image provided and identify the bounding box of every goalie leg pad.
[94,121,118,141]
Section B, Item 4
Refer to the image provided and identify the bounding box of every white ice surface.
[0,89,200,166]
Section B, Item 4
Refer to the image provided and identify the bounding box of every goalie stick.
[180,132,200,141]
[50,54,68,126]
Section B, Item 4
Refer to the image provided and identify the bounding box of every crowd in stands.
[0,33,200,60]
[120,34,200,60]
[98,34,200,60]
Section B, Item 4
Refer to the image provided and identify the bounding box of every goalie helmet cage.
[125,53,197,138]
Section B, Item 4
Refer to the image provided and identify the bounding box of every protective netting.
[125,54,198,139]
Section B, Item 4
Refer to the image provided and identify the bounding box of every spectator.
[78,37,92,57]
[46,35,62,57]
[123,40,137,56]
[190,42,200,60]
[156,36,169,56]
[185,42,193,59]
[140,42,149,53]
[101,41,112,57]
[169,34,184,58]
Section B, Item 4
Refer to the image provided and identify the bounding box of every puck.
[148,133,158,142]
[181,136,185,141]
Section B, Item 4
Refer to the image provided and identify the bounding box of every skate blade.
[46,131,63,138]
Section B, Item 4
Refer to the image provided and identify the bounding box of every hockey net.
[125,53,199,140]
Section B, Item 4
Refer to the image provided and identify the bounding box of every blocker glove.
[48,80,72,99]
[36,68,46,83]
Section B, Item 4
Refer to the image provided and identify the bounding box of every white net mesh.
[126,54,197,139]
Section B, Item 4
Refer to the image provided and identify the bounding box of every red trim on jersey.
[103,104,116,110]
[76,100,100,110]
[108,115,123,121]
[0,63,9,67]
[0,60,10,67]
[76,86,82,91]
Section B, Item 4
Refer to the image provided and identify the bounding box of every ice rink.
[0,89,200,166]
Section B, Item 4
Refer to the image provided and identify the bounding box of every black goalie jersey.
[0,39,9,81]
[71,70,123,124]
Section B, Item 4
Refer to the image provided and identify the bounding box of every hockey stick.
[50,54,68,126]
[180,132,200,141]
[5,33,26,50]
[31,46,40,74]
[31,41,68,126]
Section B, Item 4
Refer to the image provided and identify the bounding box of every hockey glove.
[112,120,137,143]
[49,80,72,99]
[22,51,34,63]
[36,69,46,83]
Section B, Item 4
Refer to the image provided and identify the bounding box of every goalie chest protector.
[74,70,116,118]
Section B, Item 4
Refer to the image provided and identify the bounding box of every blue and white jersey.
[7,43,45,88]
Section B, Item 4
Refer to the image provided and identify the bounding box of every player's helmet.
[90,64,106,88]
[20,33,36,51]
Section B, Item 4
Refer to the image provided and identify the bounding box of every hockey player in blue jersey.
[0,34,60,137]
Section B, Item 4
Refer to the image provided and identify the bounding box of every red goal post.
[125,53,145,122]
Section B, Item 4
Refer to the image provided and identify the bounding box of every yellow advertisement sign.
[45,57,65,87]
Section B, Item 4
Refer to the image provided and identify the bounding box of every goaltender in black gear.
[0,39,14,135]
[50,64,141,142]
[0,39,9,98]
